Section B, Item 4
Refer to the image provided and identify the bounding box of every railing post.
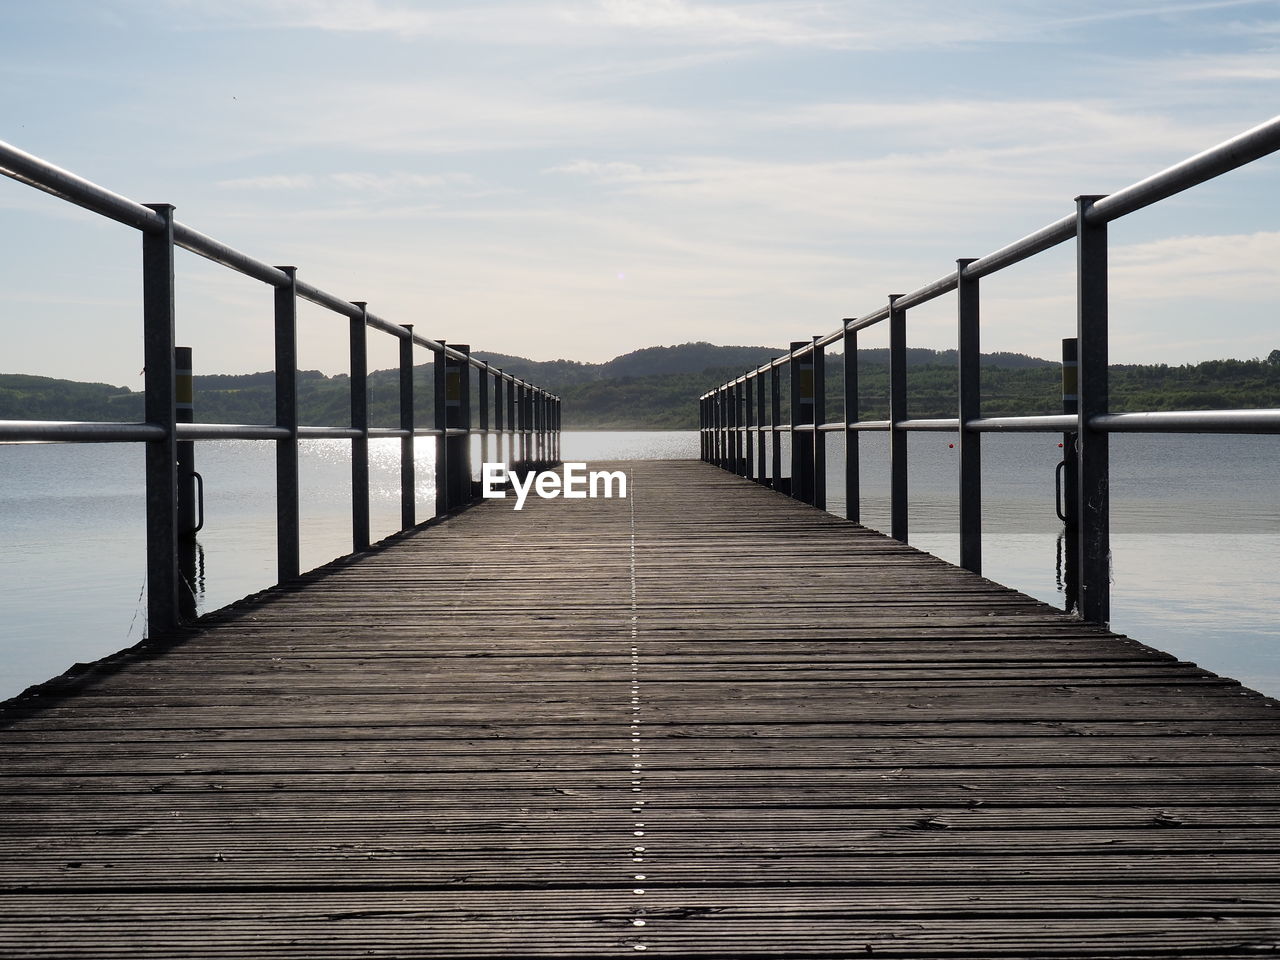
[478,362,490,475]
[712,390,721,467]
[274,266,300,582]
[506,377,516,470]
[770,364,781,489]
[744,375,755,480]
[142,203,180,635]
[554,397,562,465]
[494,372,505,467]
[1061,337,1080,614]
[789,342,815,504]
[434,342,449,516]
[721,386,732,471]
[956,260,981,573]
[812,336,826,510]
[889,294,908,543]
[730,381,742,476]
[399,325,415,530]
[755,373,766,483]
[349,303,370,553]
[453,345,472,504]
[1075,196,1110,624]
[538,390,547,468]
[842,323,859,523]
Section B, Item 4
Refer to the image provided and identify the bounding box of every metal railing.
[0,141,561,636]
[700,115,1280,626]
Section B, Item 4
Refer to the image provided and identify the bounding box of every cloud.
[1111,230,1280,300]
[217,171,475,193]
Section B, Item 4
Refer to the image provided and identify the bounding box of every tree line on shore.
[4,343,1280,430]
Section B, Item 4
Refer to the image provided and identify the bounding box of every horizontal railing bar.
[0,420,165,443]
[901,418,962,431]
[969,415,1076,432]
[175,224,289,287]
[849,420,892,431]
[1093,409,1280,432]
[0,141,164,232]
[177,423,290,440]
[1090,116,1280,224]
[299,426,362,439]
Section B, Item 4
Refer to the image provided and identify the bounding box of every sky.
[1,0,1278,384]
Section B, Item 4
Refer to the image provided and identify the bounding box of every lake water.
[1,431,1278,701]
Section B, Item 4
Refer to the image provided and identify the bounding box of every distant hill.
[4,343,1279,430]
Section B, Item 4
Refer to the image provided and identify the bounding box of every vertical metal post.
[434,343,449,517]
[842,323,859,523]
[349,303,370,553]
[889,295,908,543]
[956,260,981,574]
[274,267,300,582]
[537,391,546,467]
[494,372,505,467]
[479,363,490,474]
[399,326,415,530]
[701,394,711,463]
[770,365,781,489]
[506,377,516,470]
[175,345,197,622]
[789,342,815,504]
[451,345,472,505]
[812,337,826,510]
[1061,337,1080,614]
[1076,196,1110,624]
[744,375,755,480]
[711,391,721,467]
[142,203,179,635]
[729,382,741,475]
[520,382,528,469]
[721,386,732,471]
[755,374,766,483]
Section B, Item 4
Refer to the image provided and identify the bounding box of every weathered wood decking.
[3,459,1280,957]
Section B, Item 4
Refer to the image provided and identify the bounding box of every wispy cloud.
[217,171,476,193]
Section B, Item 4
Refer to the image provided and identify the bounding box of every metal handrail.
[0,141,564,636]
[700,114,1280,626]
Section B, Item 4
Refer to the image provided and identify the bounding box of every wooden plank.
[2,459,1278,956]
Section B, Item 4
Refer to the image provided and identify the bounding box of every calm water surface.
[1,431,1277,700]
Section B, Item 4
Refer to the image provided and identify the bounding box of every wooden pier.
[3,459,1280,957]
